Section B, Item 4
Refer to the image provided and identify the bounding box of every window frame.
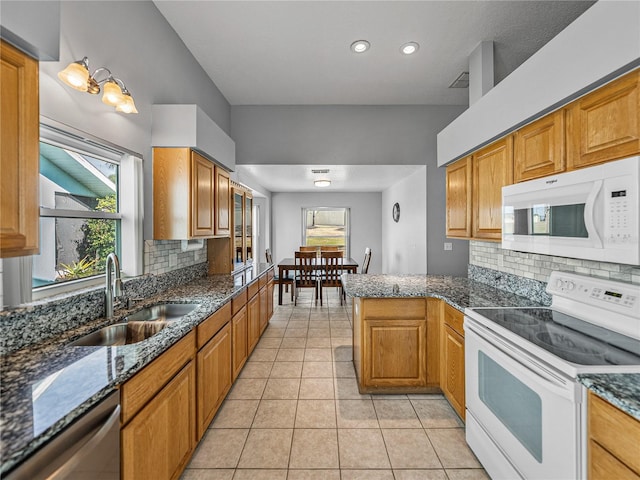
[29,118,143,300]
[301,207,350,259]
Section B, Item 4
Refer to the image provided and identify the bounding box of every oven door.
[465,320,582,480]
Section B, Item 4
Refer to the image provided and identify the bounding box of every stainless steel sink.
[124,303,200,322]
[70,322,168,347]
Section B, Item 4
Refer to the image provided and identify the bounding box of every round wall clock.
[392,203,400,222]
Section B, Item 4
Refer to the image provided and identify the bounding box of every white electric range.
[464,271,640,480]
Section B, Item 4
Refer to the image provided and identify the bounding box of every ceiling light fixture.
[58,56,138,114]
[314,179,331,188]
[350,40,370,54]
[400,42,420,55]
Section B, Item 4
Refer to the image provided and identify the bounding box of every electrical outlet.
[169,253,177,267]
[444,242,453,251]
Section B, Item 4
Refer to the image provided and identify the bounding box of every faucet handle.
[113,278,123,297]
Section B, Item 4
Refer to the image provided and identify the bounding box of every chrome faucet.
[105,253,123,319]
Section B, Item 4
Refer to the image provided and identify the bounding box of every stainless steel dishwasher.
[6,391,120,480]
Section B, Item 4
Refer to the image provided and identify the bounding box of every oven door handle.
[466,321,576,401]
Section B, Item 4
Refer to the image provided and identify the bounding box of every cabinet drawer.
[197,302,231,349]
[121,331,196,424]
[259,273,268,289]
[589,392,640,475]
[589,440,640,480]
[232,288,247,315]
[247,279,259,299]
[362,298,425,319]
[267,268,274,281]
[443,303,464,337]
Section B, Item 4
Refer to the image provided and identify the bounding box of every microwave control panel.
[604,175,637,245]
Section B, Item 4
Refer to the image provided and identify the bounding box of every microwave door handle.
[584,180,603,248]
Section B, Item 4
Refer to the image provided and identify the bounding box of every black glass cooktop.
[473,308,640,366]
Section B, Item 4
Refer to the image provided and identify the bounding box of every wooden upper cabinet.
[153,148,215,239]
[446,157,472,238]
[215,166,230,236]
[191,152,215,237]
[472,136,514,241]
[566,70,640,170]
[514,110,565,182]
[1,40,39,258]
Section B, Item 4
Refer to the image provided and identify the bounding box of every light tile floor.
[182,288,489,480]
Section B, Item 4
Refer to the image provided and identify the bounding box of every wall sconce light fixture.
[58,57,138,114]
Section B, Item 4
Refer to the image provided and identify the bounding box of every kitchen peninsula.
[342,273,542,415]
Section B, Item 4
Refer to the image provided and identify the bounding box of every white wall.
[381,167,427,273]
[231,105,467,275]
[271,192,382,274]
[438,1,640,165]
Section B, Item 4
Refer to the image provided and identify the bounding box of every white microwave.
[502,156,640,265]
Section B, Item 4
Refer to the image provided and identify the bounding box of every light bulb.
[115,93,138,114]
[58,61,90,91]
[102,81,125,106]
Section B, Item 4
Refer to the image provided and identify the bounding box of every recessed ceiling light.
[314,179,331,188]
[400,42,420,55]
[350,40,370,54]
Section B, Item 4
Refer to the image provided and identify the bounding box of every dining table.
[276,257,359,305]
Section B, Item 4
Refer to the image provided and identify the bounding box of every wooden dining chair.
[299,246,317,252]
[266,248,293,300]
[319,246,340,251]
[361,247,372,274]
[319,250,343,306]
[294,251,318,306]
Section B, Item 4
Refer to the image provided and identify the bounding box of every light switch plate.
[444,242,453,251]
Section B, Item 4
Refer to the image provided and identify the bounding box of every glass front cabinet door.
[231,188,253,271]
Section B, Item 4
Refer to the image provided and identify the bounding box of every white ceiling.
[154,0,594,106]
[154,1,594,193]
[237,164,425,193]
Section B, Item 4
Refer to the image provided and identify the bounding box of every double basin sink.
[70,303,200,347]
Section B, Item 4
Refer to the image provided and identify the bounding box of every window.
[24,122,143,299]
[34,140,121,287]
[302,207,350,257]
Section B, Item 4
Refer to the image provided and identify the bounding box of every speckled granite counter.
[341,274,546,310]
[0,263,272,475]
[578,374,640,421]
[343,273,640,423]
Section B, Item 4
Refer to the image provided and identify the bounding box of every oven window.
[512,203,588,238]
[478,352,543,462]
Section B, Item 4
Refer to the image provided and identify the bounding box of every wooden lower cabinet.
[588,392,640,479]
[267,279,274,320]
[259,284,269,334]
[247,293,260,354]
[196,322,232,440]
[121,361,196,480]
[353,298,430,393]
[232,305,248,380]
[440,304,465,420]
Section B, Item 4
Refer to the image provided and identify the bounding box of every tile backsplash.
[470,240,640,285]
[144,240,207,275]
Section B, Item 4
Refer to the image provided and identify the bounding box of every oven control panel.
[547,271,639,318]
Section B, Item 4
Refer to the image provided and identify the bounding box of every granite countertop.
[578,373,640,421]
[0,263,272,475]
[341,274,545,310]
[343,273,640,420]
